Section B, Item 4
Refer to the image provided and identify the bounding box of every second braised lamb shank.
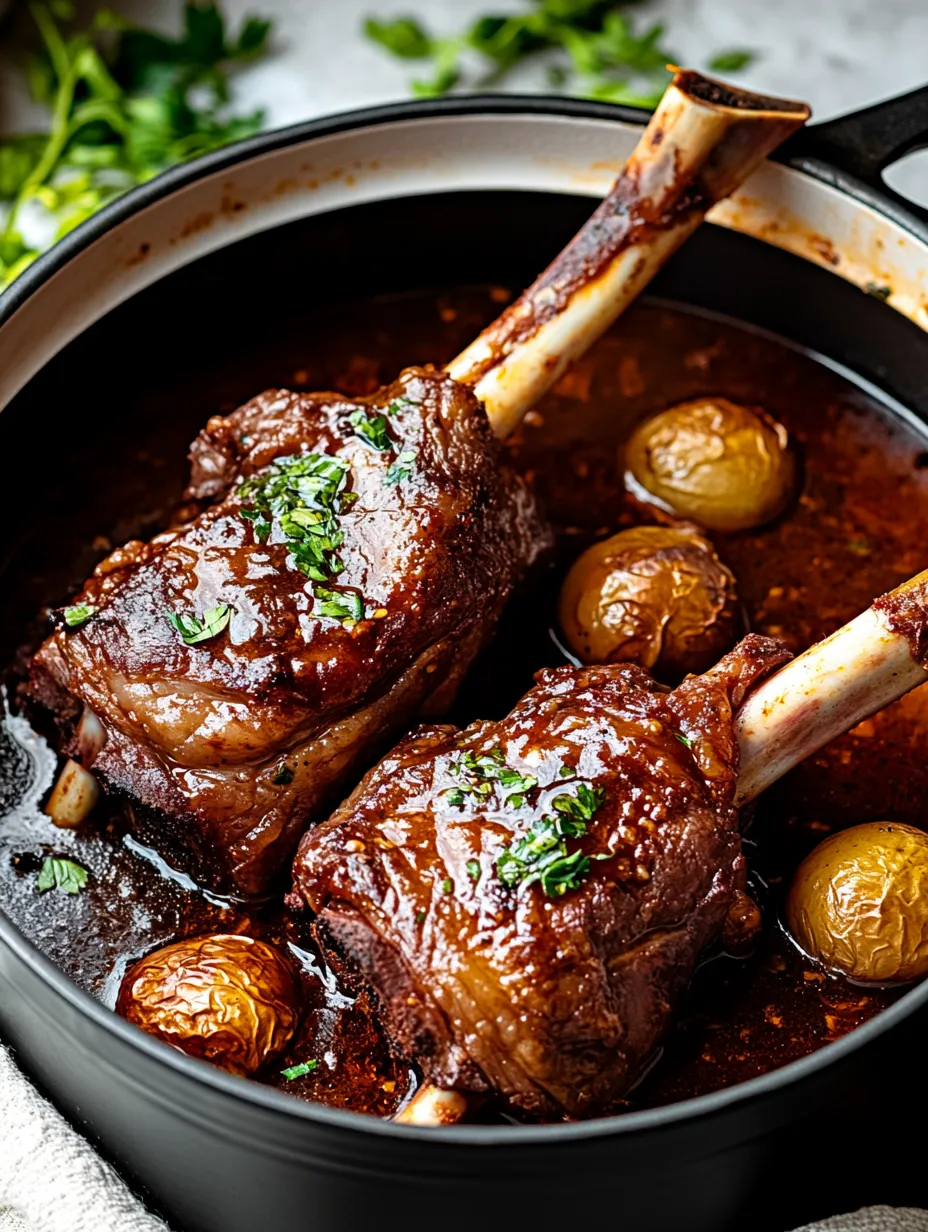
[290,636,790,1119]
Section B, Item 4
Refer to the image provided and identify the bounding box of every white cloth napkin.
[1,1043,926,1232]
[0,1048,169,1232]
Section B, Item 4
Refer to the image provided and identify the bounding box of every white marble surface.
[2,0,928,202]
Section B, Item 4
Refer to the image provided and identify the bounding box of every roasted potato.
[118,934,301,1075]
[787,822,928,985]
[557,525,739,681]
[625,398,795,532]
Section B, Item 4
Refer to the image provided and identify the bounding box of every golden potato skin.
[625,398,795,532]
[557,525,739,681]
[118,934,301,1075]
[787,822,928,985]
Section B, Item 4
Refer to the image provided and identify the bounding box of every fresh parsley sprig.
[0,2,272,289]
[365,1,755,104]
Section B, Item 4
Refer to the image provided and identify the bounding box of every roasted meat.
[32,370,548,894]
[290,635,791,1120]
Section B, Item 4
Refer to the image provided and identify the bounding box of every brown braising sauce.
[4,286,928,1118]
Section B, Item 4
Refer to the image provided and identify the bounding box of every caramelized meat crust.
[31,369,549,894]
[291,635,790,1119]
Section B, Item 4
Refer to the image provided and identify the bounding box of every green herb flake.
[847,537,872,557]
[348,409,392,452]
[466,859,481,881]
[441,877,453,894]
[558,764,575,778]
[674,732,695,750]
[708,49,755,72]
[496,780,607,899]
[386,395,419,415]
[416,909,426,924]
[865,282,892,301]
[280,1059,318,1081]
[63,603,97,629]
[384,449,418,487]
[273,764,294,785]
[166,603,232,645]
[37,856,89,896]
[313,585,364,624]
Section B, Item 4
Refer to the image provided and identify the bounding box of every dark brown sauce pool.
[4,286,928,1119]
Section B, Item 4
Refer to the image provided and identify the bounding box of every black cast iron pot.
[3,90,928,1232]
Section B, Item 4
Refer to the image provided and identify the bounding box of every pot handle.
[781,85,928,227]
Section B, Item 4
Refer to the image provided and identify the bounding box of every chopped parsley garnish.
[466,859,481,881]
[441,877,453,894]
[558,764,575,778]
[674,732,695,750]
[313,586,364,624]
[273,764,294,785]
[496,781,607,898]
[37,856,88,896]
[63,603,97,629]
[349,409,393,452]
[166,603,232,645]
[847,537,872,557]
[416,910,426,924]
[384,450,418,487]
[237,452,353,583]
[280,1059,318,1081]
[387,396,418,415]
[445,747,537,809]
[864,282,892,301]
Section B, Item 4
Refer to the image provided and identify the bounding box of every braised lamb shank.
[292,569,928,1122]
[291,636,790,1119]
[29,73,809,896]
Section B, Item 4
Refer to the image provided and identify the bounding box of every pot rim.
[3,92,927,1149]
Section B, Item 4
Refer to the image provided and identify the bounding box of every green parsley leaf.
[466,859,481,881]
[441,877,453,894]
[674,732,695,750]
[280,1059,318,1081]
[37,856,89,896]
[386,396,419,415]
[313,586,364,624]
[63,603,97,629]
[364,17,433,59]
[384,449,417,487]
[558,764,575,777]
[273,764,294,785]
[416,909,426,924]
[348,409,393,452]
[708,49,755,72]
[166,603,232,645]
